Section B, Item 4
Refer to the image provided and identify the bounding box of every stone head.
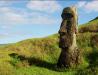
[61,6,77,20]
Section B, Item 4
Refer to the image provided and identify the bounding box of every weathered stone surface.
[59,6,78,48]
[57,6,81,68]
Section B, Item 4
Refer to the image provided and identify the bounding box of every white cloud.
[0,0,60,38]
[0,0,61,40]
[27,0,62,13]
[77,1,86,8]
[0,0,61,28]
[85,1,98,12]
[1,26,11,29]
[4,12,26,24]
[0,7,26,26]
[0,31,10,38]
[0,1,16,7]
[0,6,58,29]
[29,15,57,25]
[0,1,10,6]
[77,1,98,13]
[0,33,9,38]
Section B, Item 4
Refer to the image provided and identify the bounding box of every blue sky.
[0,0,98,44]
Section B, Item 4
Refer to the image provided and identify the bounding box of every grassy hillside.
[0,18,98,75]
[79,17,98,33]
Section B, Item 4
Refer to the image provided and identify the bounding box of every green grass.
[0,18,98,75]
[79,19,98,33]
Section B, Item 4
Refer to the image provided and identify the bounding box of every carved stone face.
[59,7,77,48]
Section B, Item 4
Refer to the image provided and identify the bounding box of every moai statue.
[57,6,80,68]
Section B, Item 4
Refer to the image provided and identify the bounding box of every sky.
[0,0,98,44]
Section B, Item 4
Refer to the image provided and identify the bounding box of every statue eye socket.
[62,13,73,19]
[60,32,65,36]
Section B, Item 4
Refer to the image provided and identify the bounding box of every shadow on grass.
[75,35,98,75]
[87,51,98,68]
[9,53,60,71]
[75,49,98,75]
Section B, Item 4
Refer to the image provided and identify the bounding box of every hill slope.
[79,17,98,33]
[0,18,98,75]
